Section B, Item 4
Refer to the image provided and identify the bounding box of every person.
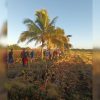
[30,50,35,63]
[26,50,30,57]
[26,50,30,65]
[53,49,57,59]
[21,48,28,67]
[57,49,61,58]
[8,49,14,64]
[49,49,53,60]
[45,49,50,60]
[43,49,46,59]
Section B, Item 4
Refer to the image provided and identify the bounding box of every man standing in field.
[21,48,28,67]
[26,49,30,66]
[8,49,14,66]
[30,50,35,63]
[53,49,57,60]
[45,49,50,60]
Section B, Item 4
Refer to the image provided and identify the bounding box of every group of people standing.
[44,49,62,60]
[20,49,34,66]
[8,48,63,67]
[8,49,34,67]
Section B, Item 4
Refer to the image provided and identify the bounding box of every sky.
[93,0,100,48]
[1,0,99,49]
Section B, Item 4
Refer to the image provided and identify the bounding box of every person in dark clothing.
[8,49,14,64]
[30,50,35,63]
[26,50,30,57]
[21,48,27,67]
[26,50,30,66]
[45,49,50,60]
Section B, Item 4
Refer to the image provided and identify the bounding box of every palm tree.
[18,9,57,59]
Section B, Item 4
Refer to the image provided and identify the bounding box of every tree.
[47,27,70,52]
[18,9,57,59]
[65,35,72,49]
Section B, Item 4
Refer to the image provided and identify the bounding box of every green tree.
[47,27,71,52]
[18,9,57,59]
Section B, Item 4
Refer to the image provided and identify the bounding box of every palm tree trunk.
[41,41,44,60]
[41,47,44,60]
[47,39,52,49]
[47,40,50,49]
[61,44,64,53]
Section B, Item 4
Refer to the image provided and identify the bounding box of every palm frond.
[67,35,72,37]
[24,18,42,33]
[26,38,35,44]
[18,31,34,43]
[49,16,58,26]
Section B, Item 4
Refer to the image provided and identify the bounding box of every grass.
[6,50,92,100]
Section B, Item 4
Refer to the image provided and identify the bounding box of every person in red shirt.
[53,49,57,59]
[21,48,28,67]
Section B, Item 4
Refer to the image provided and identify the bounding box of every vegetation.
[6,50,92,100]
[8,44,30,50]
[5,9,92,100]
[18,9,71,59]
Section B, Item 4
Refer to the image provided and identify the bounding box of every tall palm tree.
[18,9,57,59]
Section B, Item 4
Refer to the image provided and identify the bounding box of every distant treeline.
[72,48,100,52]
[71,49,93,52]
[0,44,95,51]
[7,44,30,50]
